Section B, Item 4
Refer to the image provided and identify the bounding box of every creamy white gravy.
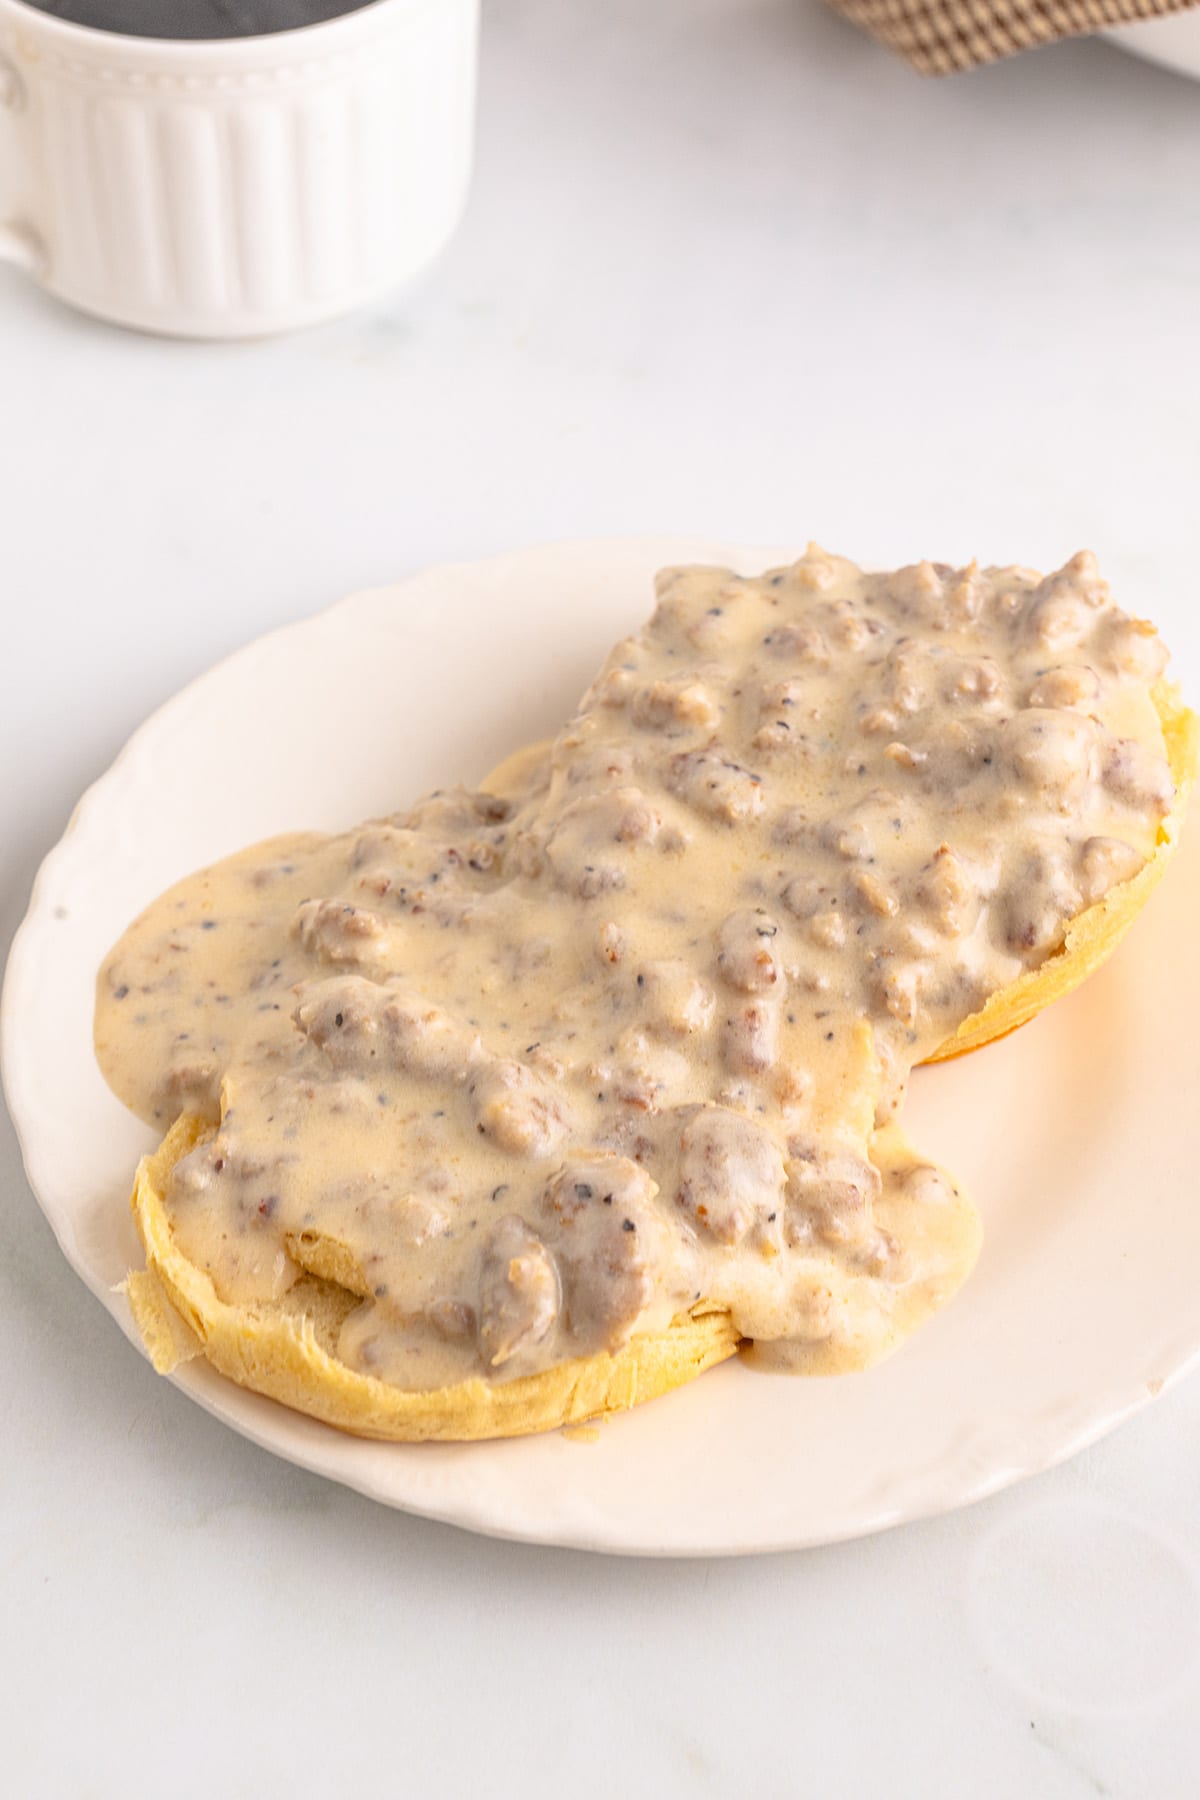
[96,550,1173,1391]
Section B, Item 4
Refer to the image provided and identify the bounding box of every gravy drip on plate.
[96,551,1174,1389]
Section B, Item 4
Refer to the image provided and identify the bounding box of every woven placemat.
[830,0,1197,73]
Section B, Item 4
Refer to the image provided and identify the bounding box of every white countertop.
[4,2,1200,1793]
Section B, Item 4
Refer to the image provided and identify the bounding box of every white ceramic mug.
[0,0,478,336]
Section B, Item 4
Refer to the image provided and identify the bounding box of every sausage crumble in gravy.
[96,550,1176,1390]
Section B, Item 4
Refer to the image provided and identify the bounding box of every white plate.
[4,539,1198,1557]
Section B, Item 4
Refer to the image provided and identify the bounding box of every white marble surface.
[3,1,1200,1793]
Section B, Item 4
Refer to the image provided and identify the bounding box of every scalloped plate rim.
[4,536,1198,1557]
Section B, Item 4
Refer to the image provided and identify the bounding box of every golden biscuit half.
[126,1113,741,1441]
[927,680,1197,1062]
[123,680,1196,1441]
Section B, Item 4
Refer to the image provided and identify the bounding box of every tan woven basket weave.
[830,0,1197,74]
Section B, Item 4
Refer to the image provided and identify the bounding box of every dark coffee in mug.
[23,1,374,37]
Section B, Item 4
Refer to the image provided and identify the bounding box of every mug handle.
[0,47,47,278]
